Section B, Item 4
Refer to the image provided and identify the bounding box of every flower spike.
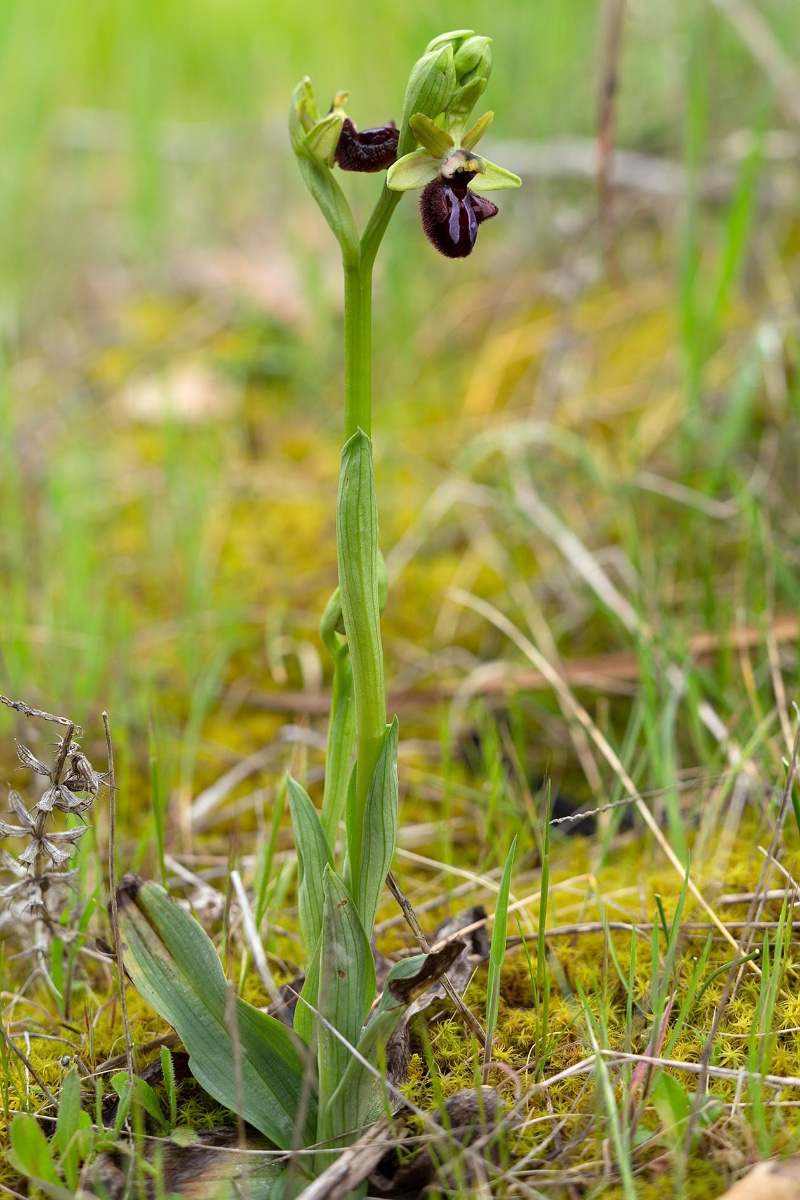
[387,102,520,257]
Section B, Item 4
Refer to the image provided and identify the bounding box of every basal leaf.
[117,876,316,1148]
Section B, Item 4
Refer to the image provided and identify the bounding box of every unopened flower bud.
[424,30,475,56]
[453,36,492,87]
[397,44,457,156]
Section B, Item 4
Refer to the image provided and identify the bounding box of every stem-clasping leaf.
[317,865,375,1133]
[319,940,465,1152]
[346,717,398,934]
[117,875,316,1148]
[287,775,334,954]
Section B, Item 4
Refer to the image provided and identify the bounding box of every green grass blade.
[484,835,516,1072]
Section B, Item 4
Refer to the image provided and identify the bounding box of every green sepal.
[425,30,475,55]
[305,112,345,168]
[409,113,454,158]
[317,866,376,1135]
[386,148,439,192]
[289,78,360,265]
[117,877,316,1149]
[290,77,320,143]
[346,718,398,935]
[462,111,494,151]
[445,77,488,138]
[287,776,333,953]
[470,159,522,191]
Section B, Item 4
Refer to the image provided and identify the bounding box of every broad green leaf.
[118,877,316,1148]
[8,1114,62,1188]
[287,776,333,953]
[347,719,398,935]
[652,1070,692,1133]
[484,836,516,1068]
[317,866,375,1140]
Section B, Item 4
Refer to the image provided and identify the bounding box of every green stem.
[337,182,404,871]
[343,263,372,439]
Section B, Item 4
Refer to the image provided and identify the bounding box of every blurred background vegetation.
[0,0,798,857]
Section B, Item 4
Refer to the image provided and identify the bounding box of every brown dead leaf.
[718,1159,800,1200]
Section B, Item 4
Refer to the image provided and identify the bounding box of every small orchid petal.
[462,111,494,151]
[386,149,440,192]
[305,112,345,167]
[408,113,454,158]
[468,159,522,191]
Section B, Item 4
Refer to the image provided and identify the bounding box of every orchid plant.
[115,30,519,1196]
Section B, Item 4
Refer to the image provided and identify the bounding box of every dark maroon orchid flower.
[334,118,399,173]
[419,170,498,258]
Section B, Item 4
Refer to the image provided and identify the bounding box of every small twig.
[229,870,284,1010]
[95,1034,180,1076]
[104,712,135,1084]
[0,695,82,735]
[386,871,487,1047]
[596,0,626,277]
